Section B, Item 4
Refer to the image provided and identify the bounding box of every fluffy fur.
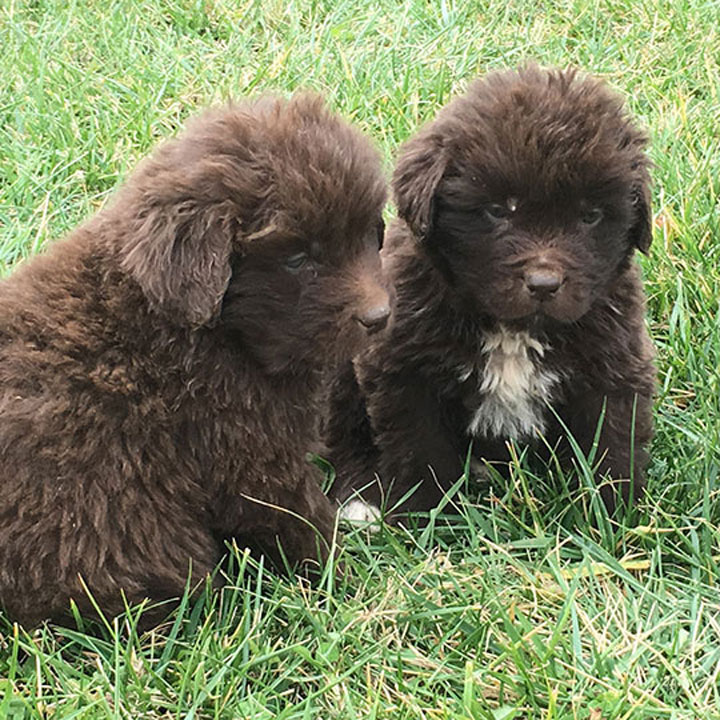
[326,66,655,519]
[0,93,388,626]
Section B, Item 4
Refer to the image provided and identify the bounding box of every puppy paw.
[469,457,492,484]
[339,499,381,525]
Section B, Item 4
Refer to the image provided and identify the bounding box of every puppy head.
[116,94,389,370]
[393,65,652,325]
[221,220,389,374]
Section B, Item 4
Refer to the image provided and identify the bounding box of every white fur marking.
[340,499,381,524]
[468,325,559,440]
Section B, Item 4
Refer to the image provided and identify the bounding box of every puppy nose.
[525,269,564,298]
[355,303,391,333]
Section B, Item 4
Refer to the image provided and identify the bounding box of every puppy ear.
[392,133,447,241]
[629,179,653,254]
[121,199,233,327]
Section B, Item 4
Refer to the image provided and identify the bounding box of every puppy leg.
[92,524,218,627]
[120,517,221,622]
[229,475,338,574]
[324,360,381,504]
[564,390,652,512]
[277,477,338,572]
[366,372,466,516]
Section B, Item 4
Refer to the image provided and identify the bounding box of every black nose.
[525,269,564,298]
[355,304,390,333]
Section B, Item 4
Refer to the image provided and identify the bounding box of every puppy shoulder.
[563,266,655,393]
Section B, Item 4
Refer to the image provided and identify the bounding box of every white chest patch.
[465,326,560,441]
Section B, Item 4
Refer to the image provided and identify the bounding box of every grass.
[1,0,719,717]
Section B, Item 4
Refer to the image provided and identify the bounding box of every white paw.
[339,499,381,524]
[469,457,490,482]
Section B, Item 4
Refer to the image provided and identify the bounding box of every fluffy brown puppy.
[0,93,389,627]
[326,66,655,521]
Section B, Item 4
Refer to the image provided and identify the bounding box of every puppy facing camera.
[326,65,656,519]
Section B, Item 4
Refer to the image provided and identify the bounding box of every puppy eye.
[581,208,604,227]
[284,252,309,271]
[484,204,510,221]
[376,219,385,250]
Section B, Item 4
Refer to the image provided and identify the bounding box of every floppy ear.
[392,133,447,241]
[121,198,234,327]
[629,178,653,254]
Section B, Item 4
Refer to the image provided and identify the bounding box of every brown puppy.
[326,66,655,521]
[0,94,388,626]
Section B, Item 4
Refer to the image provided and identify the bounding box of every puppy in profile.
[0,94,389,627]
[326,65,655,520]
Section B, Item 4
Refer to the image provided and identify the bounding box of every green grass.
[1,0,719,717]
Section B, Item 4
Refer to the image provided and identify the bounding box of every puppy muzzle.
[354,302,391,333]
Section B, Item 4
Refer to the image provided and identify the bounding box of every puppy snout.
[525,268,564,299]
[354,302,391,333]
[353,279,391,333]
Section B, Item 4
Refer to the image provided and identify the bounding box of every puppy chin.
[540,292,593,324]
[540,304,590,324]
[338,321,384,359]
[488,295,591,326]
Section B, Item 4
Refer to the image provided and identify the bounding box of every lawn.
[1,0,719,718]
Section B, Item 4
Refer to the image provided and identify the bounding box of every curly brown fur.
[0,93,388,627]
[326,66,655,520]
